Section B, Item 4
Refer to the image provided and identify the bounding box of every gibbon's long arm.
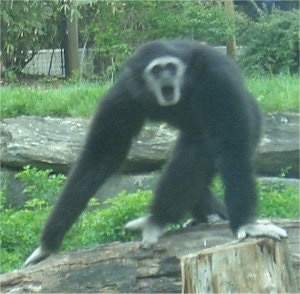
[25,79,145,266]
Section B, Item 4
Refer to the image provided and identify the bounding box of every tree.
[224,0,236,58]
[0,0,59,76]
[64,0,80,78]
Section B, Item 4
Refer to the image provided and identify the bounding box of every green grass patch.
[246,74,299,112]
[1,167,299,273]
[0,83,110,118]
[1,74,299,119]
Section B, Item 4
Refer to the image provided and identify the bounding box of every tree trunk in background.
[224,0,236,58]
[66,0,79,78]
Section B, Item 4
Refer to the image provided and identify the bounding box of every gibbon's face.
[143,56,186,106]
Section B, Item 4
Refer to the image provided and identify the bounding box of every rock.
[0,117,176,174]
[259,177,300,188]
[0,113,299,177]
[0,169,26,208]
[0,116,88,173]
[125,124,177,172]
[257,113,299,177]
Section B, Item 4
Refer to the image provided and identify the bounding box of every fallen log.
[0,219,299,293]
[1,113,299,177]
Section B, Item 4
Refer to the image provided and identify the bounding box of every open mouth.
[161,85,175,101]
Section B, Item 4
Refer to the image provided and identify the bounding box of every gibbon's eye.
[151,64,163,76]
[164,62,177,74]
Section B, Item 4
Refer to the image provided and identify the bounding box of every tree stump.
[181,238,296,293]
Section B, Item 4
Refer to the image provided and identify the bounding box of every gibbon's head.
[143,56,186,106]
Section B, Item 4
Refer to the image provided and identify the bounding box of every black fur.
[29,40,262,263]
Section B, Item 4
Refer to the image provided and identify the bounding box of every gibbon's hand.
[24,246,52,267]
[125,216,166,249]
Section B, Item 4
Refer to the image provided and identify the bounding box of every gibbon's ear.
[237,222,287,241]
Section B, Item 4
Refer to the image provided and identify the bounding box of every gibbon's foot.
[207,214,223,223]
[182,218,198,228]
[125,216,165,249]
[24,246,52,267]
[183,214,223,228]
[237,223,287,241]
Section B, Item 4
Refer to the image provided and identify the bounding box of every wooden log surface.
[181,238,296,293]
[0,219,299,293]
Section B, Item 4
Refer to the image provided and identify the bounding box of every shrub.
[0,207,49,273]
[0,190,151,273]
[238,7,299,74]
[0,166,151,272]
[63,191,151,250]
[258,179,299,218]
[15,166,66,207]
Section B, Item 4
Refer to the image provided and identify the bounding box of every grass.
[246,74,299,112]
[0,74,299,119]
[0,83,110,118]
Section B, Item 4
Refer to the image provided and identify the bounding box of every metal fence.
[23,48,95,77]
[22,46,243,78]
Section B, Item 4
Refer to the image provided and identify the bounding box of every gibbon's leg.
[126,132,219,247]
[184,190,228,227]
[182,149,227,228]
[193,88,287,240]
[215,139,257,230]
[214,140,287,240]
[207,191,228,220]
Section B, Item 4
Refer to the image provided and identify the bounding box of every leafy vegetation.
[258,180,299,218]
[4,1,299,79]
[1,1,238,79]
[1,1,60,76]
[0,167,151,273]
[238,7,299,75]
[1,167,298,273]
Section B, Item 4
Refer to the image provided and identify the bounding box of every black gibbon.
[25,40,286,266]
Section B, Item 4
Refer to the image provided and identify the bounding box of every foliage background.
[1,0,299,79]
